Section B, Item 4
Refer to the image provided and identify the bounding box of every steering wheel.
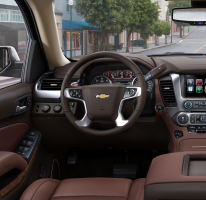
[61,52,147,136]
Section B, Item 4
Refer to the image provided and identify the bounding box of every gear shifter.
[144,64,167,82]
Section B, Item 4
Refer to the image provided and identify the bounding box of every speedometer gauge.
[91,75,112,85]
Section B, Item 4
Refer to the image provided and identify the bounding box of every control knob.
[184,101,192,109]
[178,114,189,124]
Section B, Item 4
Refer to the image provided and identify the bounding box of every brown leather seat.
[20,178,145,200]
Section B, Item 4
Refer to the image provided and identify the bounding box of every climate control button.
[178,114,189,124]
[200,115,206,123]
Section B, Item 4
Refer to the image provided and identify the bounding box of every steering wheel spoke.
[115,86,141,127]
[64,87,91,127]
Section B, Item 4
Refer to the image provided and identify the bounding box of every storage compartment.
[183,154,206,176]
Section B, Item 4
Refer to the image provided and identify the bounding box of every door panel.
[0,123,29,151]
[0,83,33,120]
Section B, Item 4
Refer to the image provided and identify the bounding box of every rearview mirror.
[172,7,206,25]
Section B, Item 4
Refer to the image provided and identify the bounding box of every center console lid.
[145,151,206,200]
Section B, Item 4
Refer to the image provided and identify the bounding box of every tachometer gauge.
[113,71,122,79]
[123,70,132,79]
[103,71,113,79]
[91,75,112,85]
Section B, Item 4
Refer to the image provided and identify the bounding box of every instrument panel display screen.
[185,75,206,97]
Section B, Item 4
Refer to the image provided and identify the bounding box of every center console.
[159,74,206,134]
[144,151,206,200]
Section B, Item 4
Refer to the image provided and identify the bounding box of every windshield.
[54,0,203,58]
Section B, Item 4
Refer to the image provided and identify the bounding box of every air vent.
[159,80,176,106]
[40,78,63,90]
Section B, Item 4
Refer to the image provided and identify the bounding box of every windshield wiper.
[147,52,206,57]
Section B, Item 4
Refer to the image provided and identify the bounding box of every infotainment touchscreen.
[185,75,206,97]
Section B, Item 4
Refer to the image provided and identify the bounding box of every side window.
[0,1,28,89]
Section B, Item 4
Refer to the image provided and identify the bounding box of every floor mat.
[57,149,160,180]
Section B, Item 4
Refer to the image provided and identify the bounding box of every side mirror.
[0,46,20,73]
[172,7,206,25]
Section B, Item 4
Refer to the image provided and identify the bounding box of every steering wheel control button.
[124,88,137,98]
[178,114,188,124]
[42,105,50,113]
[69,89,82,99]
[54,105,62,113]
[155,103,164,112]
[174,131,183,139]
[184,101,193,109]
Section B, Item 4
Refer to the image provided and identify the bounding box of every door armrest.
[0,151,27,176]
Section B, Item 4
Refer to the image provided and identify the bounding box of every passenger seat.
[20,178,145,200]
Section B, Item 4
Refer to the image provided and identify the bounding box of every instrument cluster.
[103,70,135,79]
[91,70,137,85]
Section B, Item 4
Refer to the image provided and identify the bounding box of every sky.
[0,0,17,6]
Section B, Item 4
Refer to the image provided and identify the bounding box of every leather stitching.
[30,180,60,200]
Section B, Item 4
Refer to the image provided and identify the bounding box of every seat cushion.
[20,178,145,200]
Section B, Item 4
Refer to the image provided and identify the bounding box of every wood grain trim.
[0,147,37,199]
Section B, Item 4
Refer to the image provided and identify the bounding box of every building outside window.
[0,9,9,22]
[10,10,24,22]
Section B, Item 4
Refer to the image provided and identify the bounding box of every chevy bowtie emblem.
[96,94,109,99]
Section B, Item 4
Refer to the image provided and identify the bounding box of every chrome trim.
[64,87,91,127]
[33,72,79,102]
[115,86,141,127]
[34,82,61,100]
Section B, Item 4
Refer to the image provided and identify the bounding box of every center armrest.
[146,151,206,185]
[145,151,206,200]
[0,151,27,176]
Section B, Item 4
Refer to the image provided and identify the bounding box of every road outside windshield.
[53,0,202,58]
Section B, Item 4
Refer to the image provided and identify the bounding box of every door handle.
[16,106,26,112]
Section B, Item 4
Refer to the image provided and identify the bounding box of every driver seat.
[20,178,145,200]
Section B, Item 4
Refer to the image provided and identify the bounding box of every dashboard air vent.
[159,80,176,106]
[40,78,63,90]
